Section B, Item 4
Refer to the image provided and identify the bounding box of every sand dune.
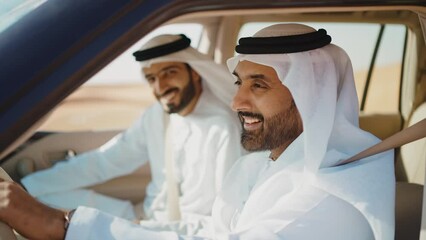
[39,84,156,131]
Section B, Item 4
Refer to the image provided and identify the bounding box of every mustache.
[237,111,264,121]
[156,88,178,98]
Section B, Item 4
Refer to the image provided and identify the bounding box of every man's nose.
[231,87,251,112]
[154,78,168,96]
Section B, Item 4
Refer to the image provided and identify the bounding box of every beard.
[239,100,302,152]
[165,80,196,114]
[155,68,197,114]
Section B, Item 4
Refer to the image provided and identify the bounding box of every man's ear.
[191,69,201,82]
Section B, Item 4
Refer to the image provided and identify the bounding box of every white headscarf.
[227,23,381,172]
[226,23,395,239]
[136,34,236,107]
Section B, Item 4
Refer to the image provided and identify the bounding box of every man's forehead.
[234,60,280,81]
[143,61,186,73]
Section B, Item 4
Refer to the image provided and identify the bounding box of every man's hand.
[0,179,66,240]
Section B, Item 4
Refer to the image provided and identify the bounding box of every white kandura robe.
[22,86,243,236]
[213,134,393,240]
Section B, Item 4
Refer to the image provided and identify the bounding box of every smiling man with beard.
[19,34,244,236]
[211,23,395,239]
[146,62,200,115]
[237,99,301,157]
[233,61,302,158]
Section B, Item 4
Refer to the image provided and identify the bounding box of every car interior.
[0,4,425,240]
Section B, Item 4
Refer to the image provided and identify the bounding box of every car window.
[238,22,406,114]
[38,23,203,132]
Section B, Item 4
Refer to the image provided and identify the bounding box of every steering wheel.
[0,168,19,240]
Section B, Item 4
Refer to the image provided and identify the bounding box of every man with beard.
[211,23,394,239]
[19,34,244,235]
[0,24,394,240]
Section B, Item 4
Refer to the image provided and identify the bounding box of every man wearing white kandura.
[20,34,245,236]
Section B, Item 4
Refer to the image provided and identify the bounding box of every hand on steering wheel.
[0,168,18,240]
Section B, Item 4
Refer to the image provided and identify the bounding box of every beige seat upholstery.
[395,102,426,240]
[399,103,426,184]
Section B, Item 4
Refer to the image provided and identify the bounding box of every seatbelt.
[163,113,181,221]
[336,118,426,166]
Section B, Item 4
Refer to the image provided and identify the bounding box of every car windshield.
[0,0,46,33]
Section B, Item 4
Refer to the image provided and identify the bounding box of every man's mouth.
[238,112,264,131]
[160,88,178,102]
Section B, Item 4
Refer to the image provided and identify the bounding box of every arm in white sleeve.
[22,114,150,197]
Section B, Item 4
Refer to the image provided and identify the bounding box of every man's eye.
[166,69,178,75]
[234,80,241,86]
[253,83,265,88]
[146,77,155,84]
